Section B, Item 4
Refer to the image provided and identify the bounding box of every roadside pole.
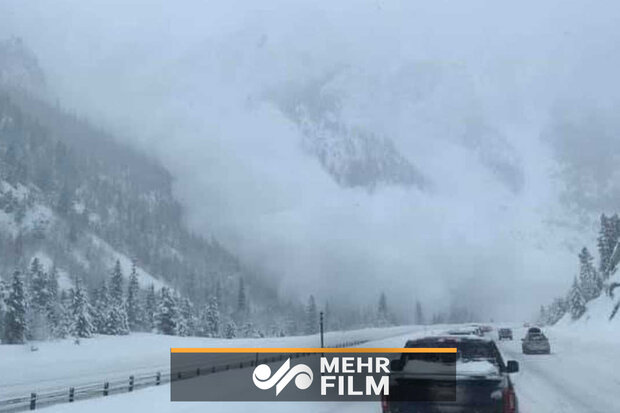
[320,311,324,348]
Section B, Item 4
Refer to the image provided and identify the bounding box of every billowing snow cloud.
[3,0,620,320]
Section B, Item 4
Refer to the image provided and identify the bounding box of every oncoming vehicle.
[498,328,513,341]
[521,327,550,354]
[384,336,519,412]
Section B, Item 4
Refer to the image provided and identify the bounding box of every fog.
[3,0,620,321]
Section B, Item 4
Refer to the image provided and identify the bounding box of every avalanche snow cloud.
[2,0,620,320]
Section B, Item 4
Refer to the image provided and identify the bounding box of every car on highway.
[498,328,513,340]
[521,327,550,354]
[446,326,484,337]
[384,335,519,412]
[480,325,494,333]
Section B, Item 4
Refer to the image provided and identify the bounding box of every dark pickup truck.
[383,336,519,413]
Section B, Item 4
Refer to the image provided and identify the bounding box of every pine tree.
[0,280,7,341]
[107,260,129,335]
[104,305,129,335]
[29,259,51,340]
[242,322,256,338]
[92,280,110,334]
[598,214,620,278]
[377,292,389,326]
[224,320,237,339]
[156,287,178,335]
[237,277,247,318]
[568,278,586,320]
[204,295,220,337]
[110,260,124,305]
[46,266,61,337]
[305,295,318,334]
[578,247,602,301]
[144,284,157,331]
[126,263,143,331]
[415,300,424,325]
[177,297,196,337]
[69,279,94,338]
[4,271,27,344]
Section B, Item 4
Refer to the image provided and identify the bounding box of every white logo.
[252,358,314,395]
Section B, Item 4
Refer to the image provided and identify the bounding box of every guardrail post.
[103,382,109,396]
[69,387,75,402]
[156,372,161,385]
[129,375,134,392]
[30,393,36,410]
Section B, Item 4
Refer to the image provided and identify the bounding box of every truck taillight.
[503,387,516,413]
[381,394,389,413]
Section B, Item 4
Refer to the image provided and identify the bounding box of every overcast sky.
[3,0,620,321]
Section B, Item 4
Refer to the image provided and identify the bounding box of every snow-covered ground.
[26,323,620,413]
[36,328,439,413]
[0,325,422,399]
[496,325,620,413]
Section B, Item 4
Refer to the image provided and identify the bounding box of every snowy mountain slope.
[0,37,300,334]
[267,75,429,191]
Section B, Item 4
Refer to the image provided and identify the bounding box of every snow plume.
[3,0,620,320]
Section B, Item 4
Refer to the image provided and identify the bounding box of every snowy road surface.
[496,327,620,413]
[15,325,620,413]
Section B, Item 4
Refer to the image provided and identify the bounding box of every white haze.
[3,0,620,321]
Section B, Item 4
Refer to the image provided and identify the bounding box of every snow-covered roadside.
[38,329,439,413]
[497,326,620,413]
[0,325,420,399]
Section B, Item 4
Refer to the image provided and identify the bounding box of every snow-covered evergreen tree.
[69,279,94,338]
[126,263,143,331]
[104,305,129,335]
[110,260,124,305]
[92,280,110,334]
[597,214,620,278]
[377,292,389,326]
[29,258,51,340]
[237,277,247,320]
[46,265,62,337]
[144,284,157,331]
[156,287,178,335]
[305,295,318,334]
[224,320,237,339]
[415,300,424,325]
[568,278,586,320]
[578,247,602,301]
[106,260,129,335]
[3,271,27,344]
[0,280,7,340]
[177,297,196,337]
[204,295,220,337]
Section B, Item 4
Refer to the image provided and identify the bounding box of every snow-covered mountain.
[267,76,429,191]
[0,38,295,333]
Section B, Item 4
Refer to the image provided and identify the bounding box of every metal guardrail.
[0,339,368,412]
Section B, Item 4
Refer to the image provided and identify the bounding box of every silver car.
[522,327,550,354]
